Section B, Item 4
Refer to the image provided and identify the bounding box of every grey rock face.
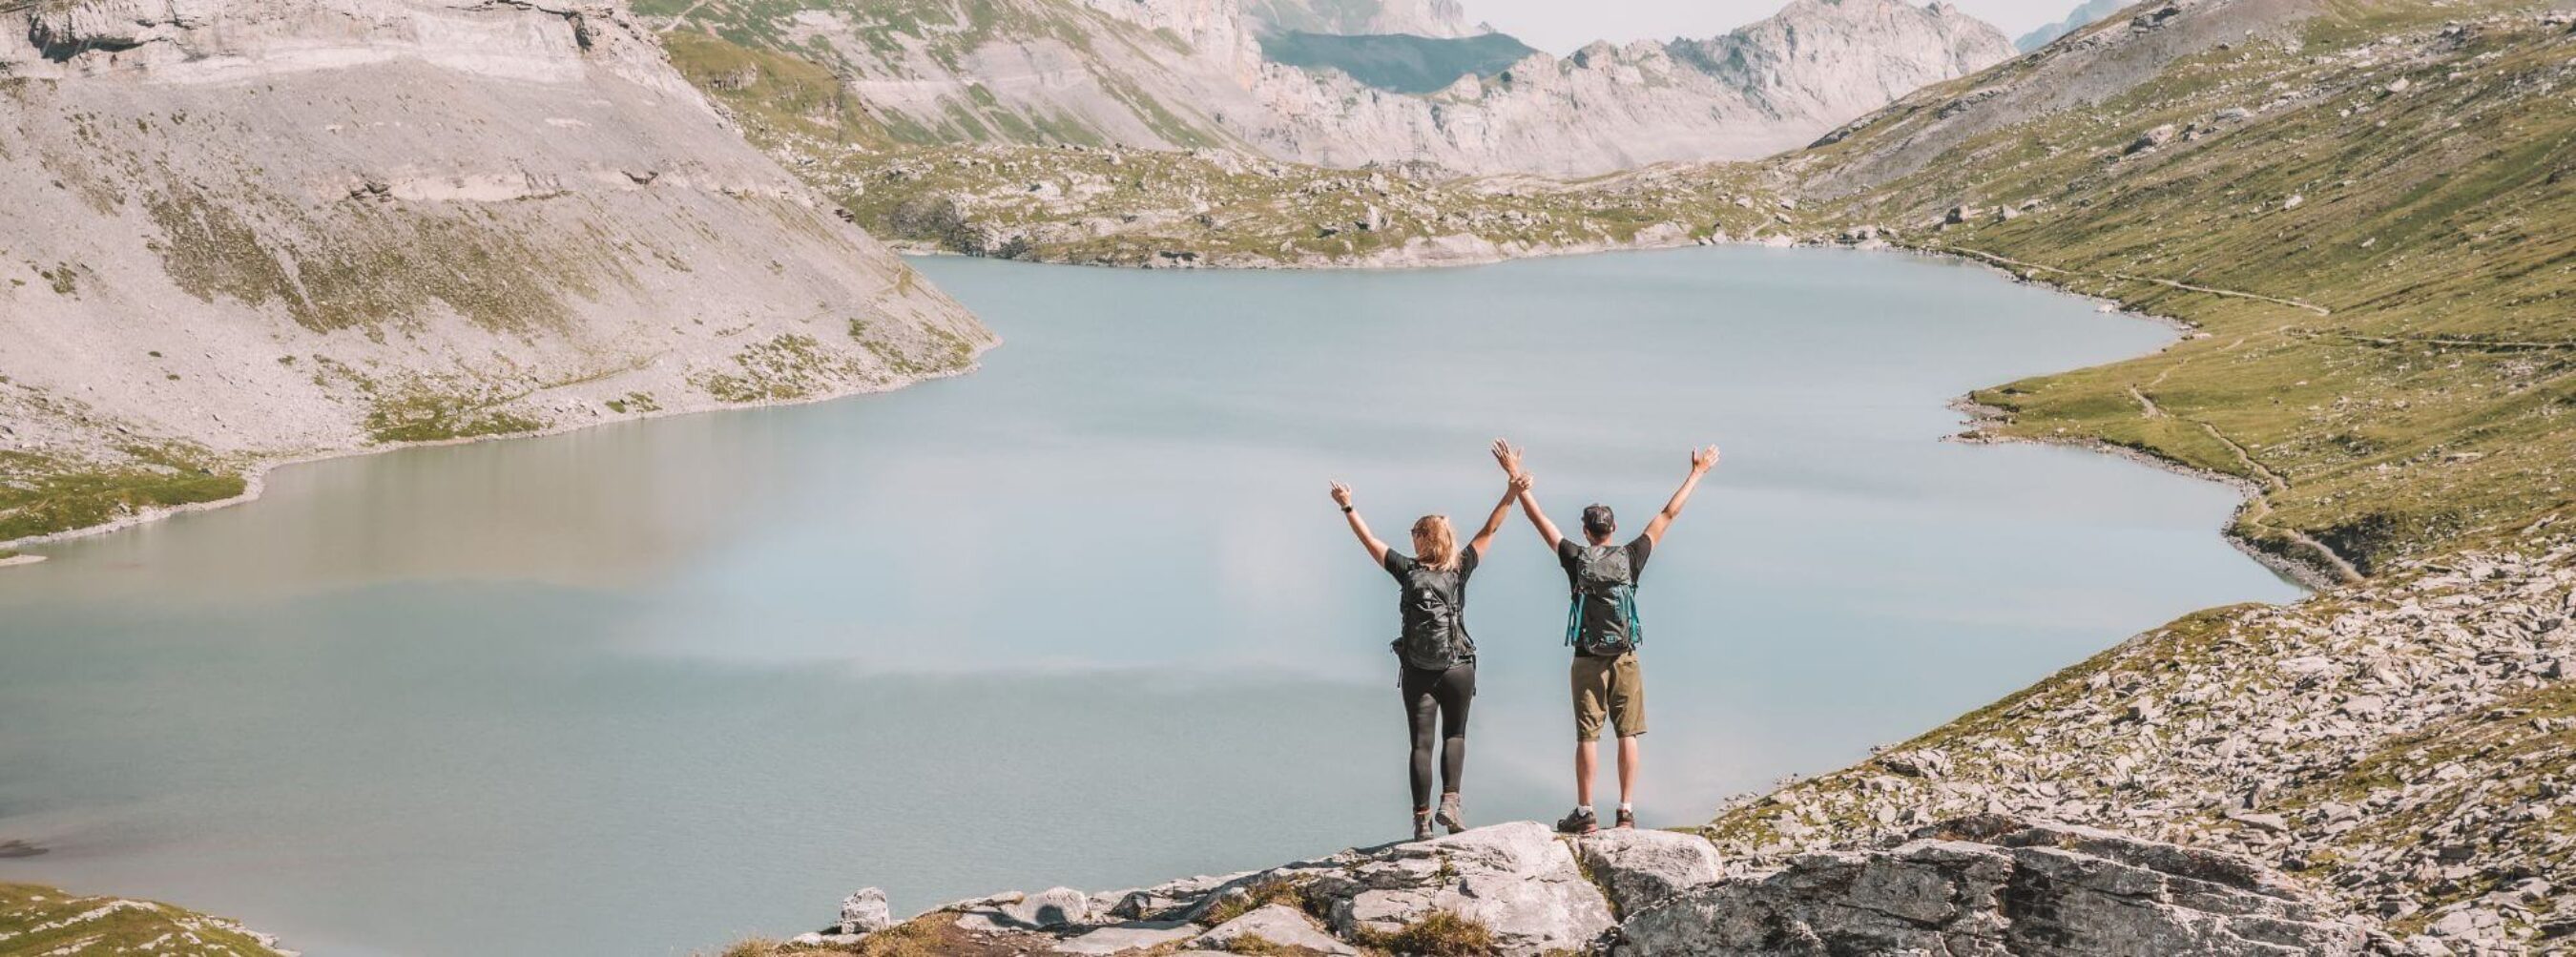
[1571,828,1724,915]
[1051,921,1200,954]
[1187,905,1357,954]
[1621,817,2363,956]
[816,818,2370,957]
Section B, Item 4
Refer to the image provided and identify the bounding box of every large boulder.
[1299,822,1617,955]
[838,887,894,935]
[1573,828,1725,915]
[1616,817,2364,956]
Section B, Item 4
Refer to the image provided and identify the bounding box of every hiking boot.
[1615,807,1636,829]
[1436,793,1465,835]
[1413,808,1436,842]
[1555,806,1599,835]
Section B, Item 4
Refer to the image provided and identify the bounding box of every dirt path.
[1948,247,2335,317]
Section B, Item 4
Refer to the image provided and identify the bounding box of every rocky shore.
[759,816,2361,956]
[1709,537,2576,955]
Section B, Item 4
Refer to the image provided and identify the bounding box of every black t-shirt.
[1384,547,1479,666]
[1559,535,1651,655]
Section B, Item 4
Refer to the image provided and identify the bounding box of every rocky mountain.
[0,0,989,547]
[653,0,2016,175]
[736,817,2362,956]
[1245,0,1480,36]
[1676,0,2024,139]
[2014,0,2132,51]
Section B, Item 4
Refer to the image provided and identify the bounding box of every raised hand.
[1509,472,1534,494]
[1691,445,1721,473]
[1330,481,1355,509]
[1491,438,1525,477]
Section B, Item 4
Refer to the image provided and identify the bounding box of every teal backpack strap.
[1563,593,1582,647]
[1621,585,1644,647]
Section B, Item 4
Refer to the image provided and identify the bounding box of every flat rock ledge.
[793,816,2364,956]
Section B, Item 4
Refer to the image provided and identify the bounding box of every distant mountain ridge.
[1245,0,1479,37]
[653,0,2016,176]
[2014,0,2129,51]
[1256,30,1535,94]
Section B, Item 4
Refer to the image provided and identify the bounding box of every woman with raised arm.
[1330,450,1526,842]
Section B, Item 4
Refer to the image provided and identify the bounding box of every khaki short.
[1570,651,1646,741]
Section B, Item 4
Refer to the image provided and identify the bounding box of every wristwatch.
[1340,505,1354,513]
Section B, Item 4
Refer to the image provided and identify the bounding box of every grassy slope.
[1802,0,2576,573]
[0,884,288,957]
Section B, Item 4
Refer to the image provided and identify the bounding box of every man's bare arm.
[1640,446,1719,545]
[1331,482,1390,565]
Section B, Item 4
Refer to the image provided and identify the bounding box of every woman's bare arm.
[1493,439,1562,549]
[1468,473,1528,557]
[1331,482,1390,565]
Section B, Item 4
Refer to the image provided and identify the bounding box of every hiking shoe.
[1555,806,1599,835]
[1436,793,1465,835]
[1615,807,1636,829]
[1413,809,1436,842]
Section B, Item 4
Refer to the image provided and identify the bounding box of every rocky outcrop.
[670,0,2014,176]
[794,817,2356,957]
[0,0,988,546]
[1624,818,2362,956]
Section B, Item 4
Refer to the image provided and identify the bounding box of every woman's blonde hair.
[1411,514,1459,571]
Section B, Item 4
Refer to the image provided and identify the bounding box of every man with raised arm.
[1491,440,1719,833]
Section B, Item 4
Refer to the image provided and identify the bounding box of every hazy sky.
[1469,0,2079,53]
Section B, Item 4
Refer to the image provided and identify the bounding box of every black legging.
[1401,661,1476,810]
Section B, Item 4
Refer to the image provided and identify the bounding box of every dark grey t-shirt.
[1559,535,1652,655]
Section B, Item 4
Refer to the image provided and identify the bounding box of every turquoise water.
[0,248,2301,955]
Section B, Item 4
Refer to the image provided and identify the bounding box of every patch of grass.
[1358,910,1496,957]
[693,333,858,403]
[663,31,894,148]
[365,390,546,444]
[1199,878,1309,926]
[0,464,245,543]
[0,882,287,955]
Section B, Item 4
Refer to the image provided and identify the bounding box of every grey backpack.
[1565,545,1643,656]
[1392,561,1472,671]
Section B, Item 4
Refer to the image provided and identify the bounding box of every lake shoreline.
[0,357,990,561]
[1,239,2280,584]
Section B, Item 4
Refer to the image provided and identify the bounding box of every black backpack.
[1565,544,1643,656]
[1392,560,1472,671]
